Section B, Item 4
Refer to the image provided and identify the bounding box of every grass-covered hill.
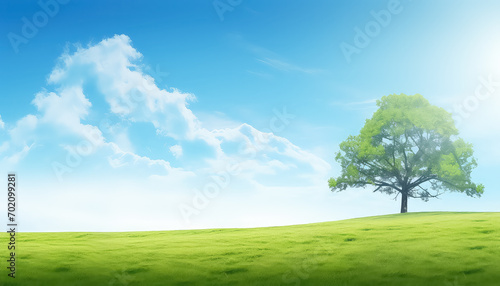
[1,212,499,285]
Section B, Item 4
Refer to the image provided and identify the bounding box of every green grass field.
[1,212,499,285]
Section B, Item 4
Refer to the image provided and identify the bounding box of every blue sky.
[1,0,500,231]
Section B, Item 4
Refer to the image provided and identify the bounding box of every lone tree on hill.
[329,94,484,213]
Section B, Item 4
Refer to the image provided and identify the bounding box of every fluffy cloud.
[0,34,331,231]
[0,115,4,129]
[48,35,201,142]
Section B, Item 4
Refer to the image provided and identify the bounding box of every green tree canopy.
[329,94,484,213]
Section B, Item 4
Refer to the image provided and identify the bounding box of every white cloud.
[48,35,201,141]
[0,115,4,129]
[33,87,91,127]
[42,35,330,178]
[170,145,183,159]
[212,123,330,175]
[0,34,334,231]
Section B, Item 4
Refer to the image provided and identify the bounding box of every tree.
[328,94,484,213]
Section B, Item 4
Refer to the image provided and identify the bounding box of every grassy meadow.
[1,212,499,285]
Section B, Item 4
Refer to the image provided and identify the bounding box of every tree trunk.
[400,191,408,213]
